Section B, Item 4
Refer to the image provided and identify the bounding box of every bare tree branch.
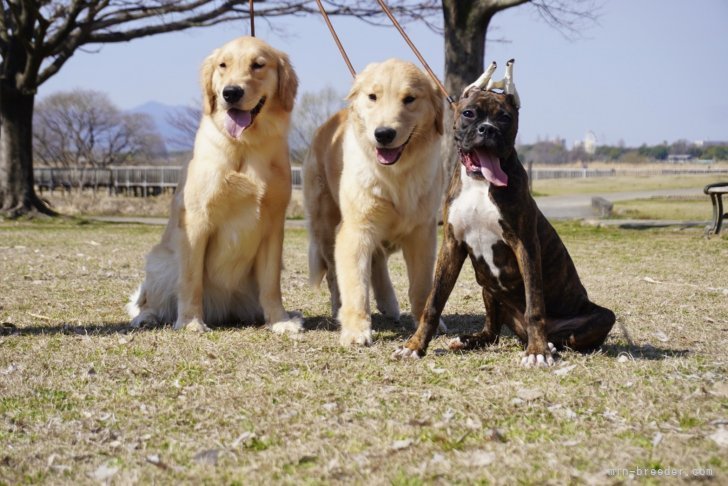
[33,89,166,168]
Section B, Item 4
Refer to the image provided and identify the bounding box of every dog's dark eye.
[462,109,475,119]
[403,95,415,104]
[368,94,377,101]
[219,62,227,69]
[252,61,265,70]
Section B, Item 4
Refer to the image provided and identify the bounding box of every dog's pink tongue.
[376,147,401,165]
[474,149,508,187]
[225,109,252,138]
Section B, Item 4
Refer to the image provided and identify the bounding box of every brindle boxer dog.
[394,61,615,367]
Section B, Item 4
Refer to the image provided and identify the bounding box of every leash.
[249,0,255,36]
[315,0,357,78]
[375,0,454,105]
[313,0,453,104]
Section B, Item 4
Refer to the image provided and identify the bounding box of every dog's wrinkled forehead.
[457,90,518,120]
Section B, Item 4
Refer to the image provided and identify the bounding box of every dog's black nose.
[478,123,497,137]
[222,85,244,103]
[374,127,397,145]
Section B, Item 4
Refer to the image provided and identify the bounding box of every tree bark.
[440,0,492,186]
[443,1,490,101]
[0,78,56,218]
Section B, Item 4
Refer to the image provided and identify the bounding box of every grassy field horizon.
[29,168,728,225]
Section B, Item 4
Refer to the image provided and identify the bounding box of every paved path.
[88,188,707,227]
[534,187,703,219]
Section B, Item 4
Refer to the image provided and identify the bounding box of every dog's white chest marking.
[448,167,505,278]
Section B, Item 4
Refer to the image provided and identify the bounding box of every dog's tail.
[125,284,145,318]
[307,232,327,288]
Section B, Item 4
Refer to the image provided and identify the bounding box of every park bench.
[704,182,728,234]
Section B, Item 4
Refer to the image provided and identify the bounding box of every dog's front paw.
[174,317,211,333]
[269,312,304,335]
[520,342,556,368]
[392,345,423,360]
[339,328,373,347]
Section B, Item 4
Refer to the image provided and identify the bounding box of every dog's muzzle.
[224,96,266,139]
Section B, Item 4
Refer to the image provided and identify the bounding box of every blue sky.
[43,0,728,147]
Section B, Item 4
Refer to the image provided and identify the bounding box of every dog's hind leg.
[400,222,441,329]
[545,304,615,352]
[449,288,503,351]
[308,233,341,316]
[371,248,400,322]
[394,228,467,359]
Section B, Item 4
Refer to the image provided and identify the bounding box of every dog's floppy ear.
[429,80,444,135]
[277,51,298,112]
[506,93,520,110]
[200,49,219,116]
[346,62,376,101]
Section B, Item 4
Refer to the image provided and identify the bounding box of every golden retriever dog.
[304,59,445,346]
[127,36,302,333]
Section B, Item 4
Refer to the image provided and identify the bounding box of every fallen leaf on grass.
[553,364,577,376]
[483,428,507,443]
[117,336,134,345]
[230,432,257,448]
[193,449,219,466]
[428,362,446,374]
[457,450,494,467]
[465,417,482,430]
[516,388,544,401]
[709,382,728,398]
[653,331,669,343]
[708,428,728,448]
[145,454,168,470]
[652,432,663,448]
[1,364,18,375]
[88,462,119,482]
[391,439,413,450]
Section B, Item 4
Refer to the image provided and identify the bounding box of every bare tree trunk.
[0,81,55,217]
[443,1,490,100]
[440,0,491,187]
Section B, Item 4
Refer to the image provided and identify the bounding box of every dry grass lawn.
[612,197,714,221]
[532,173,725,197]
[1,219,727,484]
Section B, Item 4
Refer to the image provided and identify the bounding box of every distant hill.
[128,101,196,151]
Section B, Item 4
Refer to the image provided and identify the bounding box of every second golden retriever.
[304,59,445,346]
[127,36,301,333]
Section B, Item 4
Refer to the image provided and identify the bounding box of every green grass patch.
[0,218,726,483]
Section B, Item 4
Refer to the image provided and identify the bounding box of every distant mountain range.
[128,101,196,151]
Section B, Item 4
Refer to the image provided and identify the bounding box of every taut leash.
[375,0,454,104]
[315,0,357,78]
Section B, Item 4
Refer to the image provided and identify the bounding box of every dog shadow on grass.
[599,343,689,361]
[302,312,490,343]
[1,321,136,337]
